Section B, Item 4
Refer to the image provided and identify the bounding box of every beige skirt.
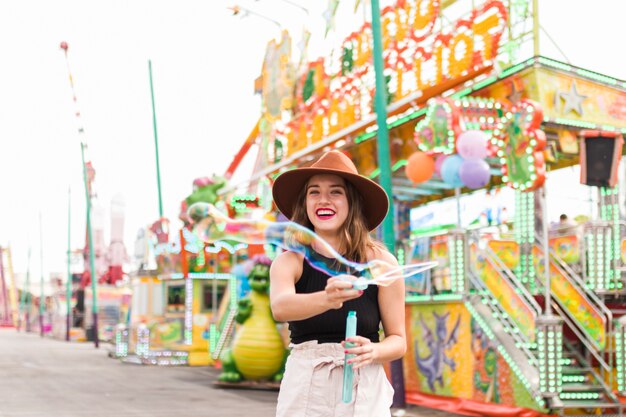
[276,341,394,417]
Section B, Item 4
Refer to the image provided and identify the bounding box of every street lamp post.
[20,248,31,332]
[38,213,44,338]
[369,0,405,408]
[66,187,72,341]
[148,60,164,219]
[60,42,99,348]
[81,143,99,348]
[0,247,9,326]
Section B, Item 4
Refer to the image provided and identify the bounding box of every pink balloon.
[457,130,488,159]
[434,154,448,176]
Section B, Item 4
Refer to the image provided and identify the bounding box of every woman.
[270,150,406,417]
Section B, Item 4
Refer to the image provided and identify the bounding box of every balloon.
[440,154,464,188]
[459,158,491,189]
[434,154,448,176]
[457,130,488,159]
[405,152,435,183]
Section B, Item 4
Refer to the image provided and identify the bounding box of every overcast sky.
[1,0,625,279]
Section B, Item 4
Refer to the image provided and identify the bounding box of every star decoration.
[559,81,587,116]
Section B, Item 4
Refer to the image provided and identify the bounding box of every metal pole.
[369,0,404,408]
[6,246,18,327]
[23,248,31,332]
[38,213,44,337]
[81,143,99,348]
[0,247,9,326]
[455,187,462,227]
[532,0,539,56]
[212,252,218,319]
[0,246,11,325]
[148,60,164,218]
[587,185,595,220]
[17,249,24,330]
[541,186,551,315]
[597,187,603,222]
[66,187,72,341]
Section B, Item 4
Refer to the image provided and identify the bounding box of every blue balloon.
[440,154,464,188]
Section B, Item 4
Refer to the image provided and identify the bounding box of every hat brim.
[272,167,389,231]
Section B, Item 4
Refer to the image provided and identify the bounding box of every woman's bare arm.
[269,251,363,322]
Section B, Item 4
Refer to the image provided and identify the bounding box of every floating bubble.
[187,203,437,288]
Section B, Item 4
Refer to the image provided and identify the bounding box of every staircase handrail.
[467,230,542,316]
[211,307,237,360]
[481,242,542,317]
[552,302,613,390]
[536,237,611,352]
[468,271,538,364]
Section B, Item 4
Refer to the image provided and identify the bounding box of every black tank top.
[288,251,381,344]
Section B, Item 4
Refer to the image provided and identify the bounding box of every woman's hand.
[324,275,363,309]
[342,336,378,369]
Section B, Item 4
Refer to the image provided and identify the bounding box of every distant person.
[559,214,576,228]
[551,213,576,235]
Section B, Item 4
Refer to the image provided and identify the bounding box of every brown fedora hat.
[272,150,389,231]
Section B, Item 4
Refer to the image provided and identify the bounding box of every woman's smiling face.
[305,174,349,234]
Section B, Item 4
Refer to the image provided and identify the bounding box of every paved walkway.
[0,329,463,417]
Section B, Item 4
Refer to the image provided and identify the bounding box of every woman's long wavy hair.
[289,176,384,263]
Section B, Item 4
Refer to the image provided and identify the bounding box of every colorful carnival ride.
[219,0,626,415]
[115,178,288,371]
[117,215,236,366]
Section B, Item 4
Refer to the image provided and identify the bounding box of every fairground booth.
[221,0,626,416]
[117,217,245,366]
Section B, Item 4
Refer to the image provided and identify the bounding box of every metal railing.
[211,308,237,360]
[537,238,613,387]
[468,271,539,366]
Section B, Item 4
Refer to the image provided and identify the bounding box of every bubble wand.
[187,202,437,287]
[342,311,357,403]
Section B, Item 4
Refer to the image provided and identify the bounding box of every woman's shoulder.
[270,250,304,283]
[271,250,304,270]
[274,250,304,261]
[366,243,398,265]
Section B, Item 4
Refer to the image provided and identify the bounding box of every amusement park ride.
[207,1,626,415]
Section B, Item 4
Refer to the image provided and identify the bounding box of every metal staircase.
[210,307,237,360]
[534,238,620,415]
[466,271,542,398]
[469,233,624,415]
[548,325,623,416]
